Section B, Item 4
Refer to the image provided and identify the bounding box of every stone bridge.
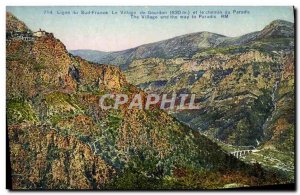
[230,149,259,158]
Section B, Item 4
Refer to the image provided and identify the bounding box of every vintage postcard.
[6,6,295,190]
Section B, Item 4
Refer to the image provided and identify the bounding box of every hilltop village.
[6,28,49,41]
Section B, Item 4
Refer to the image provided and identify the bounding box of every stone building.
[33,28,47,37]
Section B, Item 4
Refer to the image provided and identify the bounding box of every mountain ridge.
[70,19,294,69]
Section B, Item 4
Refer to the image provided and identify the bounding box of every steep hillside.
[6,12,30,32]
[6,12,283,190]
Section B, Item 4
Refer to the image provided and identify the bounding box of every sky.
[7,6,294,52]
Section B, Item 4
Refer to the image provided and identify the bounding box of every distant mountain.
[70,31,227,70]
[220,20,294,46]
[69,20,294,70]
[69,49,109,63]
[259,20,294,38]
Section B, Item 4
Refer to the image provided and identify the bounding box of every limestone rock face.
[76,56,127,91]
